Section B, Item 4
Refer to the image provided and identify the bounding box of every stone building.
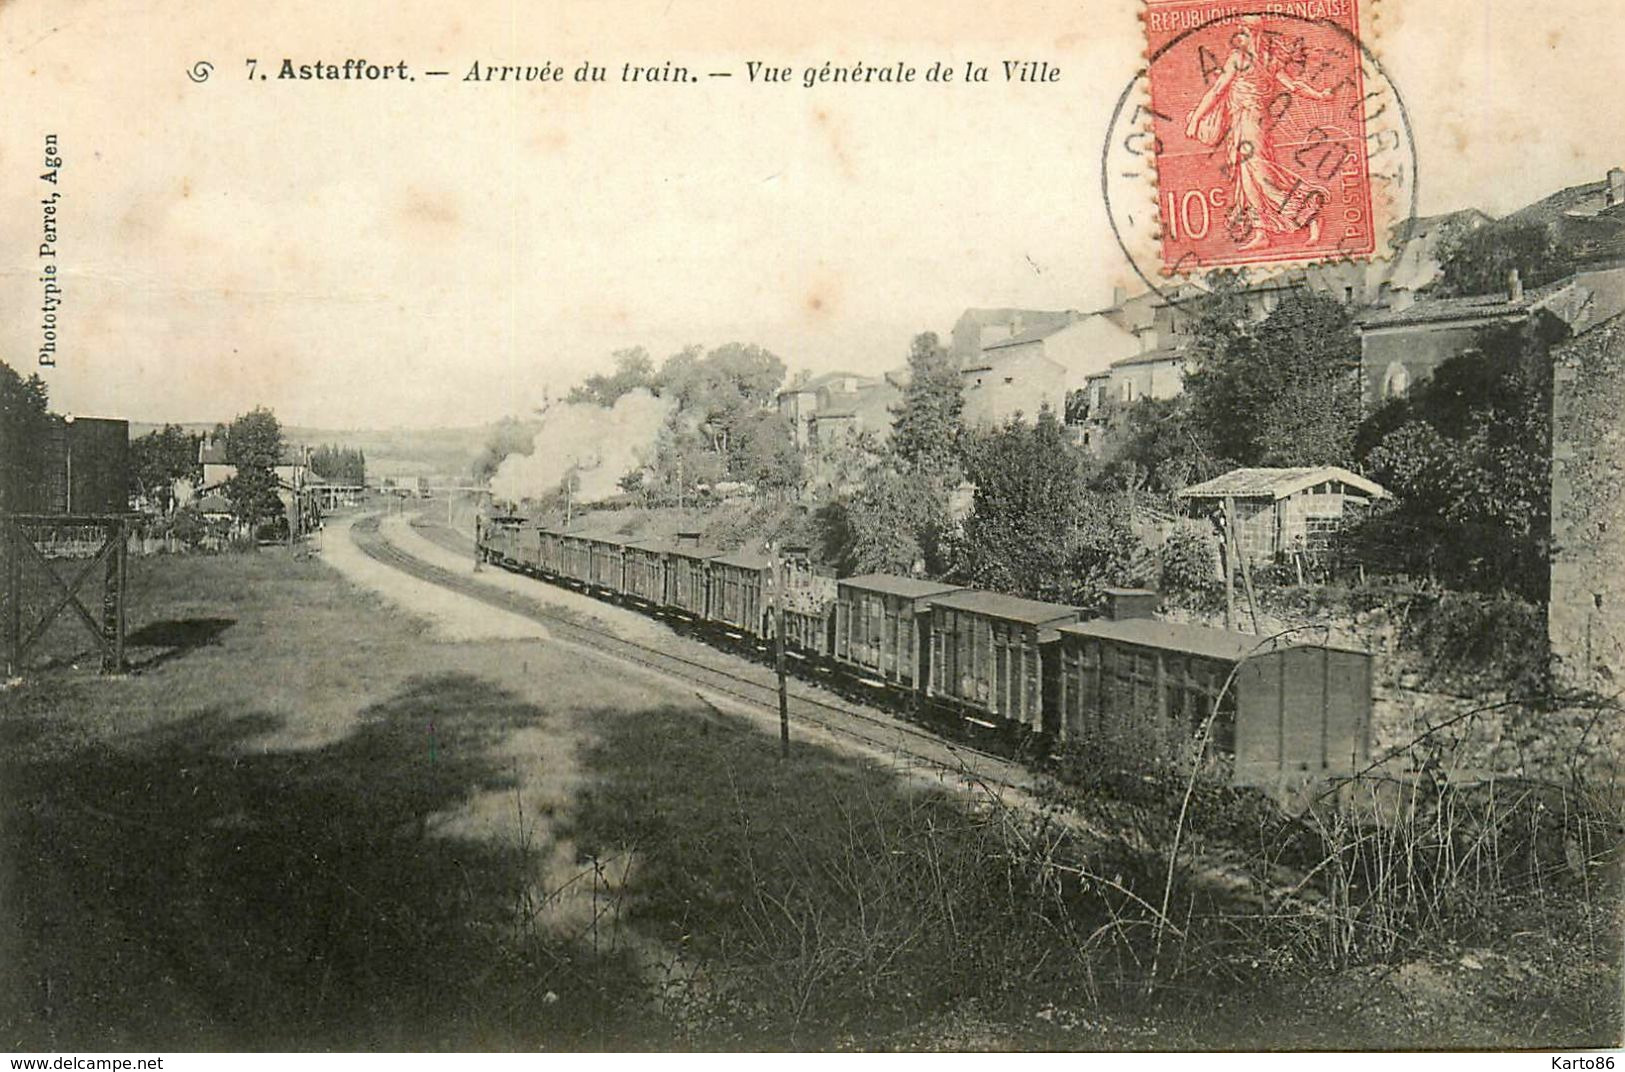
[1549,306,1625,688]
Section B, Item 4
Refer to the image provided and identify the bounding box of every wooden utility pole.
[1223,496,1262,634]
[769,540,789,758]
[1219,500,1235,631]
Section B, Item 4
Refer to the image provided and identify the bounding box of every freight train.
[476,515,1373,786]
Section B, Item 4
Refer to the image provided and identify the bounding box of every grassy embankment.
[1,548,1616,1049]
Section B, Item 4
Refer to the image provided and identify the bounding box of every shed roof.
[1178,466,1388,501]
[928,588,1080,625]
[839,573,965,600]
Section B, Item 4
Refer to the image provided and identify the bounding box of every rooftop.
[928,588,1080,626]
[1178,466,1389,501]
[839,573,965,600]
[982,318,1080,352]
[1110,346,1188,369]
[1059,617,1269,663]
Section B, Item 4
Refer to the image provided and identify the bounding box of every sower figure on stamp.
[1184,16,1335,251]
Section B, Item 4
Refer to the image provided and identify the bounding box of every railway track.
[348,513,1033,795]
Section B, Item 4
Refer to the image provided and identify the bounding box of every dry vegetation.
[0,547,1617,1050]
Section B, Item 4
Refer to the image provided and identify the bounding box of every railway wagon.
[536,527,567,577]
[665,534,722,620]
[1052,615,1372,784]
[623,537,676,607]
[780,568,838,658]
[587,534,633,596]
[479,516,525,566]
[924,590,1083,732]
[834,574,964,691]
[708,548,775,638]
[558,532,598,587]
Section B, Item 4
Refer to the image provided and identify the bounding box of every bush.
[1400,589,1549,696]
[1159,527,1220,598]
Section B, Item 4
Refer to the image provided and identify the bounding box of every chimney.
[1609,167,1625,208]
[1509,268,1524,304]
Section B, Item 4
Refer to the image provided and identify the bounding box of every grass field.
[1,546,1617,1050]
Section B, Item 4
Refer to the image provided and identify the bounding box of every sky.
[0,0,1619,429]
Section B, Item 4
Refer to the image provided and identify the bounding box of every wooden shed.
[834,574,964,690]
[925,590,1082,730]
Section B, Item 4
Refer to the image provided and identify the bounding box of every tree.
[1433,219,1577,298]
[565,346,656,406]
[728,410,803,495]
[310,443,366,485]
[842,464,951,576]
[0,359,53,513]
[955,406,1144,603]
[131,424,203,514]
[1093,395,1217,497]
[1184,284,1360,467]
[889,332,963,480]
[1351,320,1556,598]
[224,407,286,538]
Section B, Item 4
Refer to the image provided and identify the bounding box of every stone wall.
[1549,313,1625,688]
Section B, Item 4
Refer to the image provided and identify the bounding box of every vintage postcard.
[0,0,1620,1056]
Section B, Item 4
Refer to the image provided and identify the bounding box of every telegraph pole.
[769,540,789,758]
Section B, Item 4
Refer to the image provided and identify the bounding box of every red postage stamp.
[1141,0,1377,274]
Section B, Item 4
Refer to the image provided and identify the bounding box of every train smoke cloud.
[490,388,673,505]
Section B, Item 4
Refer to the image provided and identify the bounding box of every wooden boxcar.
[623,538,675,607]
[925,590,1082,730]
[665,536,722,620]
[1052,617,1371,784]
[587,534,632,596]
[781,566,837,658]
[536,527,566,577]
[708,549,837,650]
[1232,644,1372,784]
[709,549,773,638]
[558,533,598,587]
[834,574,964,690]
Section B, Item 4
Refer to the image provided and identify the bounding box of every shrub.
[1159,527,1220,598]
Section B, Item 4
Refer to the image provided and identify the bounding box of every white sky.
[1,0,1619,429]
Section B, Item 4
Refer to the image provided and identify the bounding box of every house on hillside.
[776,371,901,448]
[1503,165,1625,267]
[960,313,1139,427]
[1177,466,1389,566]
[1358,265,1625,410]
[948,308,1081,369]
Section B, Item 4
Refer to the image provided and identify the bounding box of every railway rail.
[349,513,1033,795]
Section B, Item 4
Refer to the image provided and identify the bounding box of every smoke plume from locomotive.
[490,388,673,505]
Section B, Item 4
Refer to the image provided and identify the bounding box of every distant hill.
[126,421,504,480]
